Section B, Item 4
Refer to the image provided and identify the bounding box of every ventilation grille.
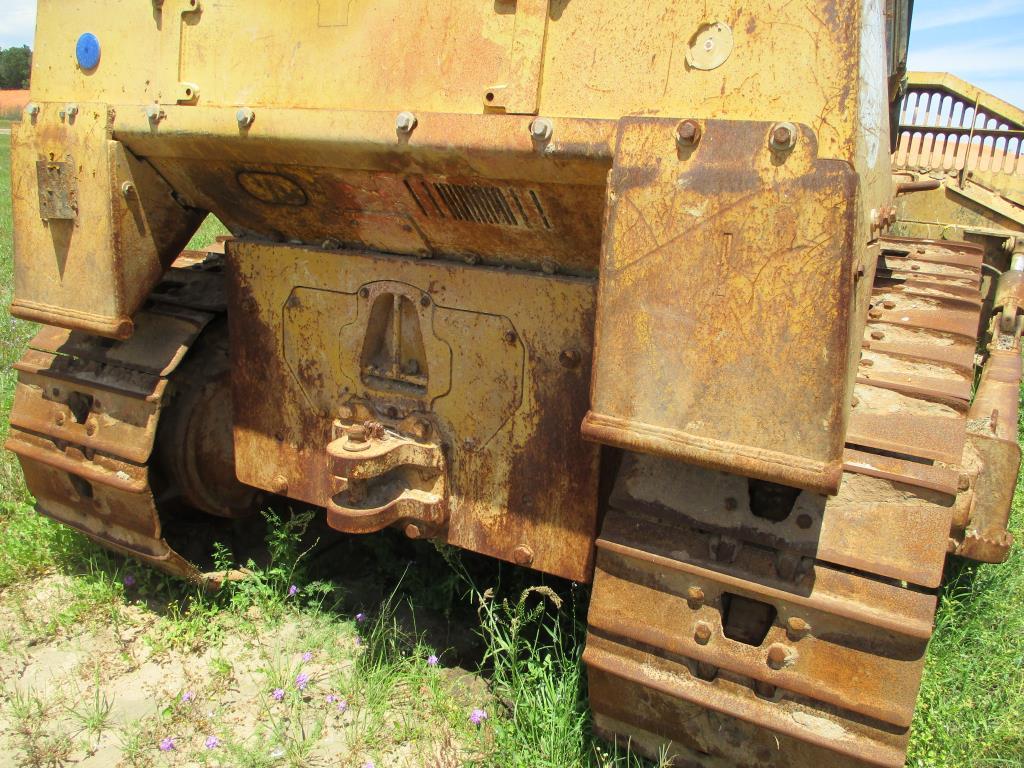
[404,179,552,229]
[894,86,1024,176]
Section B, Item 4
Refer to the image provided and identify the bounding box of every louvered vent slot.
[404,179,553,229]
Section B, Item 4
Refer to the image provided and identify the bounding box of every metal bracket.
[36,158,78,220]
[325,419,447,535]
[159,0,202,105]
[484,0,551,115]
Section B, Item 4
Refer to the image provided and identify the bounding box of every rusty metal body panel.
[582,118,860,495]
[10,104,203,337]
[227,241,599,582]
[6,1,1024,765]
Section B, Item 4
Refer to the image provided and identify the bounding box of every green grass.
[1,131,1023,767]
[187,214,230,251]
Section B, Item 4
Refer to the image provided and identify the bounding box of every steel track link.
[5,249,251,582]
[584,236,991,768]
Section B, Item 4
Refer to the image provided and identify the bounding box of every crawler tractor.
[6,1,1024,765]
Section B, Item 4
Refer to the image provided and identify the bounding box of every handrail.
[893,72,1024,183]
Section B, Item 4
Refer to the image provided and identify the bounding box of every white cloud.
[913,0,1021,31]
[0,0,37,48]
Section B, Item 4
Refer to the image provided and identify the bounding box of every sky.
[0,0,1022,106]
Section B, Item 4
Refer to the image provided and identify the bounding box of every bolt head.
[121,181,136,198]
[26,103,39,117]
[412,419,431,440]
[512,545,534,566]
[686,586,705,606]
[272,475,289,494]
[786,617,811,640]
[559,349,582,368]
[396,111,417,133]
[404,523,423,540]
[675,119,701,147]
[66,104,79,118]
[870,330,884,340]
[503,329,518,344]
[145,105,164,122]
[769,122,797,151]
[346,424,369,442]
[236,107,255,128]
[693,621,712,645]
[55,413,66,427]
[529,118,553,142]
[767,643,795,669]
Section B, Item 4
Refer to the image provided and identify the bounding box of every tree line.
[0,46,32,90]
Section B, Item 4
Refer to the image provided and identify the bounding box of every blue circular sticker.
[76,33,101,70]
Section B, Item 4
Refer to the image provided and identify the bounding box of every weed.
[65,671,115,744]
[7,686,74,768]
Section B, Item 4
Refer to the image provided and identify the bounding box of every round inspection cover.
[686,21,733,71]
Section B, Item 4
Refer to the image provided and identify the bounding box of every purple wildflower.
[295,672,310,690]
[271,688,285,701]
[469,708,488,725]
[337,699,348,713]
[204,735,220,749]
[363,762,375,768]
[427,654,439,667]
[355,612,367,623]
[301,651,313,662]
[180,691,194,703]
[123,574,136,588]
[326,694,337,704]
[354,637,362,647]
[159,737,175,751]
[288,584,298,597]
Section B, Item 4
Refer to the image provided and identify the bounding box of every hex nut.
[513,545,534,566]
[769,122,797,151]
[693,621,713,645]
[396,111,418,133]
[675,119,702,148]
[529,117,553,142]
